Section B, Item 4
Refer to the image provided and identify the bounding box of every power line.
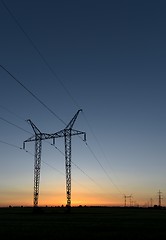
[0,139,76,185]
[82,111,114,167]
[0,64,65,125]
[1,0,122,184]
[0,66,122,197]
[51,144,102,189]
[0,86,123,205]
[85,141,123,195]
[0,111,100,190]
[0,111,101,192]
[1,0,81,109]
[0,116,31,134]
[0,139,22,150]
[28,151,104,197]
[27,150,103,197]
[2,138,102,197]
[1,0,123,198]
[0,138,93,193]
[0,104,25,122]
[1,2,99,188]
[80,111,123,195]
[24,145,103,196]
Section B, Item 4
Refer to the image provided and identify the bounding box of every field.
[0,206,166,239]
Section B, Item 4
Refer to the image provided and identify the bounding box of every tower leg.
[34,137,42,207]
[64,130,71,208]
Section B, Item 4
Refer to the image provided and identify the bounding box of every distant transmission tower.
[124,194,133,207]
[124,195,127,207]
[158,190,162,207]
[23,109,86,208]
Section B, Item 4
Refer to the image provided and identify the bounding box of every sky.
[0,0,166,207]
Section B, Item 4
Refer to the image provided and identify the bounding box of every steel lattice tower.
[23,110,86,208]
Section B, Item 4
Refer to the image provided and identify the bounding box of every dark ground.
[0,206,166,239]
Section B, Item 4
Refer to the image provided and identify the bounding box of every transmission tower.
[124,195,127,207]
[124,194,133,207]
[23,109,86,208]
[158,190,162,207]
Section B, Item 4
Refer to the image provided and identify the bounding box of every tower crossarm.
[70,129,86,140]
[48,129,86,139]
[23,131,64,146]
[47,129,86,145]
[23,135,36,143]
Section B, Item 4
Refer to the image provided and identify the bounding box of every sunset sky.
[0,0,166,207]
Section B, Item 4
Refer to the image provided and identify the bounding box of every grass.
[0,206,166,239]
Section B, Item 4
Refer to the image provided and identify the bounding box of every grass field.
[0,206,166,239]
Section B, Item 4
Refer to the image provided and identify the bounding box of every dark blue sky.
[0,0,166,206]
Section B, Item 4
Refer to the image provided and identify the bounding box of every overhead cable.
[85,141,123,195]
[0,64,65,125]
[0,116,31,134]
[1,0,81,109]
[1,0,123,196]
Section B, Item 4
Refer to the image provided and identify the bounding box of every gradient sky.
[0,0,166,207]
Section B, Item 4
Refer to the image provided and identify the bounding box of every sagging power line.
[0,2,124,198]
[0,0,124,199]
[0,63,123,199]
[0,137,101,199]
[0,116,31,134]
[0,64,65,125]
[0,111,101,192]
[0,0,80,109]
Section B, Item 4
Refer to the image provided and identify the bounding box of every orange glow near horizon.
[0,185,161,208]
[0,196,159,208]
[0,190,124,207]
